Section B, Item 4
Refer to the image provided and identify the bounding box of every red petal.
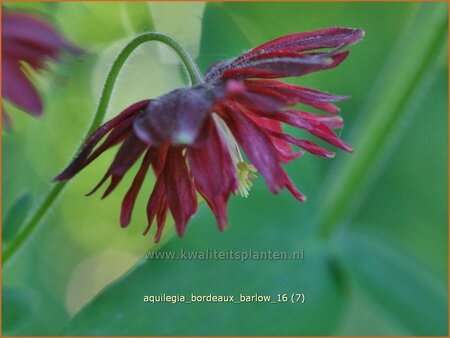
[244,80,348,113]
[155,202,168,243]
[276,147,303,163]
[85,132,147,199]
[281,170,306,202]
[150,144,169,176]
[286,110,344,129]
[188,117,237,230]
[221,101,285,193]
[256,110,352,152]
[120,150,153,227]
[248,27,364,56]
[205,28,363,82]
[142,145,169,240]
[101,175,124,199]
[222,51,350,80]
[108,132,147,177]
[163,148,198,237]
[144,175,165,235]
[265,129,335,158]
[84,118,134,168]
[248,115,294,160]
[85,171,110,197]
[229,84,293,112]
[54,100,148,181]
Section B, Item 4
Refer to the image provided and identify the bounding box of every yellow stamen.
[236,162,257,198]
[212,113,258,198]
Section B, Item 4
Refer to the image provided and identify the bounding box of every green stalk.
[3,32,202,266]
[316,3,448,238]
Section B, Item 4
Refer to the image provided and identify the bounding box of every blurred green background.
[2,2,448,336]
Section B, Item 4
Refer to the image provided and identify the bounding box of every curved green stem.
[3,32,202,266]
[89,32,202,136]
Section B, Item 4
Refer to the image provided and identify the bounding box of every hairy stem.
[3,32,202,266]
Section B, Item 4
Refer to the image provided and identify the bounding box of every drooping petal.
[101,175,125,199]
[205,28,363,81]
[187,117,237,230]
[276,147,304,163]
[144,175,165,235]
[243,79,348,113]
[281,170,306,202]
[143,145,170,241]
[120,149,153,227]
[220,101,285,193]
[155,198,169,243]
[150,144,169,176]
[155,201,169,243]
[54,100,148,181]
[265,128,335,158]
[163,148,198,237]
[227,80,292,112]
[255,110,352,152]
[85,171,110,197]
[221,50,350,80]
[247,27,364,56]
[84,132,147,199]
[286,110,344,129]
[83,118,134,168]
[133,85,225,146]
[247,115,294,161]
[225,100,301,163]
[108,132,147,176]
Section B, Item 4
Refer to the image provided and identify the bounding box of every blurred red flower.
[2,11,80,128]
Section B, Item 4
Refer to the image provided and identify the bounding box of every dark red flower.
[55,27,364,242]
[2,11,80,128]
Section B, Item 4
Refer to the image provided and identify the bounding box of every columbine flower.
[2,10,80,128]
[55,27,363,242]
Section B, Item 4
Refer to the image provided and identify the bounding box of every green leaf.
[336,284,411,335]
[64,189,345,335]
[2,193,32,244]
[335,230,448,335]
[64,248,343,335]
[314,3,448,236]
[2,288,34,333]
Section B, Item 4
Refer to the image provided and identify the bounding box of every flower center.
[212,114,257,197]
